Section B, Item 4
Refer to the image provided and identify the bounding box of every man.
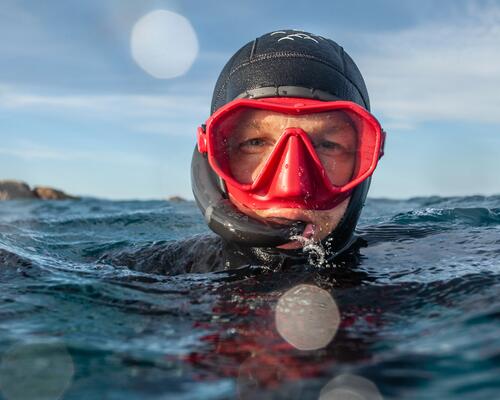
[191,29,385,269]
[102,30,384,274]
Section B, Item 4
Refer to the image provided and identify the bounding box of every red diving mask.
[197,97,385,210]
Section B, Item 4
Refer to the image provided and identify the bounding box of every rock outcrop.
[33,186,78,200]
[167,196,187,203]
[0,180,78,200]
[0,181,37,200]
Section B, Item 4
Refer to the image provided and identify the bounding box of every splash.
[288,234,327,267]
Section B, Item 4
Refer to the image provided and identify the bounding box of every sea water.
[0,196,499,399]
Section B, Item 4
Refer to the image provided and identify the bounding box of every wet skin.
[225,109,358,248]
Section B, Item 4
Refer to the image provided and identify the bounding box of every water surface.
[0,196,499,399]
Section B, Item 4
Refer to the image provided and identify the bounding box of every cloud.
[354,1,500,129]
[0,139,156,166]
[0,85,208,115]
[134,121,198,136]
[0,83,210,137]
[0,144,70,161]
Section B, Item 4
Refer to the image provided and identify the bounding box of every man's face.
[225,109,357,249]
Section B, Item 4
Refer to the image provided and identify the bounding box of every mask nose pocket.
[253,128,332,201]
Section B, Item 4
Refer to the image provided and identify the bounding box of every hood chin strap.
[191,148,305,247]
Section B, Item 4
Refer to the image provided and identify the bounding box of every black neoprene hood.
[191,29,373,257]
[211,30,370,112]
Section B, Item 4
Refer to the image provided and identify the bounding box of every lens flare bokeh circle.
[275,284,340,351]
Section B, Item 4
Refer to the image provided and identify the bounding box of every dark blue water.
[0,196,499,399]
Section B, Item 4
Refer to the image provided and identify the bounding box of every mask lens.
[210,106,378,188]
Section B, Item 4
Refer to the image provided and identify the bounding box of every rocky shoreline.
[0,180,78,200]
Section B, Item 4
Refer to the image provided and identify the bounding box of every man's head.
[191,30,385,256]
[227,107,357,248]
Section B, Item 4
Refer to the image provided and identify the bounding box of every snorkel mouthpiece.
[191,148,307,246]
[205,200,307,247]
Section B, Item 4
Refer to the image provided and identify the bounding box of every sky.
[1,0,499,199]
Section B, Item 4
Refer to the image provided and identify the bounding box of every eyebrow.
[319,123,355,134]
[239,118,354,134]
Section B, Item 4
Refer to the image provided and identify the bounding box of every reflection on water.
[237,353,303,400]
[275,284,340,351]
[0,196,499,399]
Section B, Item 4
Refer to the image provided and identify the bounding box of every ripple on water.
[0,197,499,399]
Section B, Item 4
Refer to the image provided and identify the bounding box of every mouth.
[267,216,305,225]
[271,220,317,250]
[276,222,316,250]
[301,222,316,239]
[265,214,316,244]
[265,213,314,226]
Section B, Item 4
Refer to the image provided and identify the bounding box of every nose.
[267,131,320,199]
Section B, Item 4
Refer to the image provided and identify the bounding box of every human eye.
[238,137,269,154]
[315,139,347,153]
[318,140,342,150]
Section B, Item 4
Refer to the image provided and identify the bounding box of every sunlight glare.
[130,9,199,79]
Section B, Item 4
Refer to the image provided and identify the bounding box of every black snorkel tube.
[191,148,305,247]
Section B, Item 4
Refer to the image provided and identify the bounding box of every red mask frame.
[197,97,385,210]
